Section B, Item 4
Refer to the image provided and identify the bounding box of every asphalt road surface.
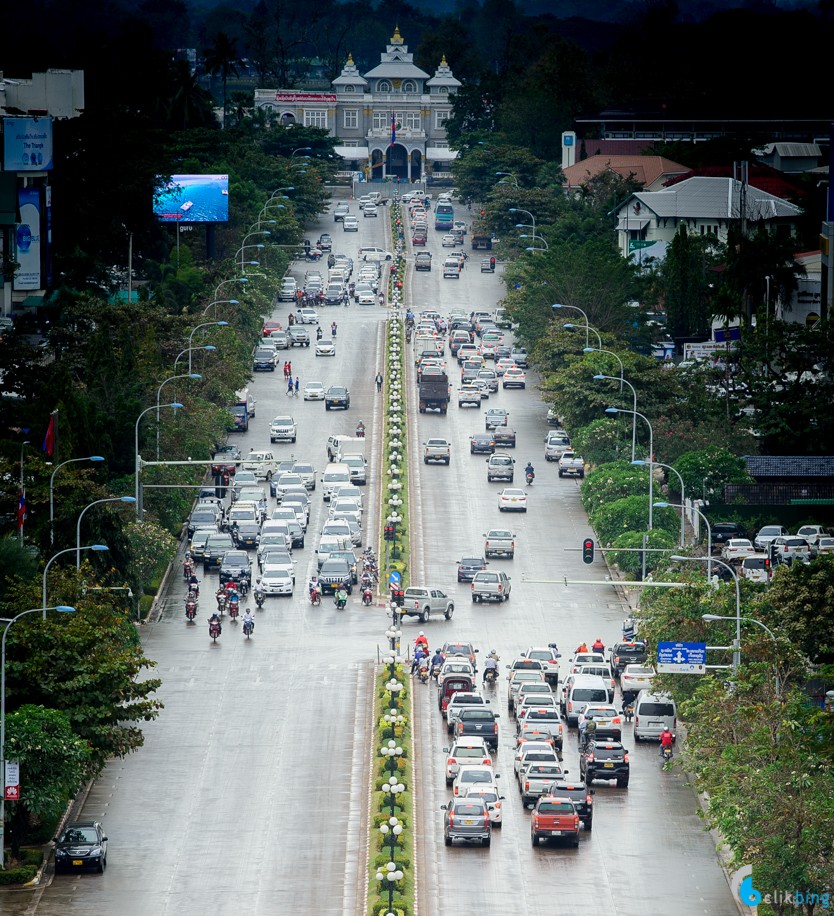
[6,191,739,916]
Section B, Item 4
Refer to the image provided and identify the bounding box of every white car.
[513,741,559,778]
[772,536,812,561]
[356,289,376,306]
[296,307,319,324]
[438,659,476,688]
[815,537,834,555]
[259,563,294,596]
[502,367,526,389]
[722,538,756,561]
[522,647,561,683]
[260,549,296,581]
[315,340,336,357]
[498,488,527,512]
[620,664,656,694]
[452,764,496,797]
[329,500,362,525]
[363,204,378,218]
[343,216,359,231]
[304,381,326,401]
[269,416,297,444]
[444,738,492,785]
[465,784,503,825]
[441,234,457,247]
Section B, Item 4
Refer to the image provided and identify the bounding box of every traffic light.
[582,538,595,564]
[384,525,394,541]
[489,256,496,270]
[392,589,405,607]
[480,209,486,217]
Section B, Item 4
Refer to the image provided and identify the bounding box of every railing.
[366,128,426,141]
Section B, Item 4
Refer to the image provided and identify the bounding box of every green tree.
[581,460,648,516]
[590,495,679,547]
[661,226,713,338]
[571,419,631,466]
[4,706,91,860]
[673,447,752,503]
[203,32,244,127]
[0,537,39,602]
[608,529,676,575]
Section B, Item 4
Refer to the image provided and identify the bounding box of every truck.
[529,796,581,846]
[558,451,585,479]
[229,388,251,432]
[328,435,364,462]
[419,371,450,414]
[401,586,455,623]
[483,528,515,559]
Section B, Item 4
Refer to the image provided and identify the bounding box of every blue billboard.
[154,174,229,223]
[3,117,53,171]
[14,187,42,291]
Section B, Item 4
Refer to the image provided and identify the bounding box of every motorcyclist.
[316,326,323,340]
[187,572,200,595]
[660,728,675,756]
[430,648,444,673]
[242,608,255,632]
[253,578,265,602]
[355,421,365,438]
[482,653,499,684]
[575,642,588,654]
[228,589,240,614]
[582,717,598,752]
[308,575,319,596]
[525,461,535,480]
[415,631,429,655]
[335,586,348,609]
[592,637,605,652]
[411,645,428,676]
[208,612,222,634]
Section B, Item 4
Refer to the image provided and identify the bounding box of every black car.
[204,533,235,569]
[210,444,241,476]
[610,641,648,677]
[318,558,353,594]
[469,433,495,455]
[580,741,630,788]
[188,508,219,538]
[219,550,252,586]
[329,549,358,584]
[318,233,333,251]
[233,521,260,550]
[546,780,595,830]
[253,348,277,371]
[288,326,310,347]
[457,556,488,582]
[711,522,746,545]
[453,707,499,750]
[492,428,516,449]
[325,385,351,410]
[54,821,108,873]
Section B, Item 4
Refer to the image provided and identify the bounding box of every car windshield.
[528,765,562,776]
[460,709,493,720]
[454,802,485,816]
[538,801,575,814]
[592,745,624,759]
[452,696,484,706]
[61,827,98,844]
[460,770,493,783]
[572,689,609,702]
[528,651,553,660]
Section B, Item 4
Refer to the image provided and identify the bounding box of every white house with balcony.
[254,27,461,182]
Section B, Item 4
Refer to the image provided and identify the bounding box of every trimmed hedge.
[0,865,37,885]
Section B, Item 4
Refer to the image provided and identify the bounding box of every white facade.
[254,27,461,182]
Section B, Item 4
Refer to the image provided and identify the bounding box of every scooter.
[526,470,535,486]
[243,617,254,638]
[622,702,635,722]
[185,600,197,622]
[229,601,239,622]
[355,425,365,438]
[484,667,498,685]
[661,742,674,763]
[183,557,194,579]
[430,664,442,681]
[417,663,429,684]
[216,591,228,616]
[254,589,265,609]
[335,592,347,611]
[362,587,374,606]
[309,588,322,607]
[208,618,222,642]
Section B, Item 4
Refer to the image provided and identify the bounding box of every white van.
[241,450,276,479]
[316,534,351,567]
[633,691,677,741]
[741,554,772,583]
[321,462,351,501]
[564,675,609,726]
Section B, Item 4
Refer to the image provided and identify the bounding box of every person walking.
[375,371,383,393]
[331,322,337,338]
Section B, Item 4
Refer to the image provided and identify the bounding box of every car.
[449,251,467,269]
[544,431,571,461]
[363,204,378,217]
[485,408,509,430]
[401,586,455,622]
[754,525,789,550]
[342,215,359,231]
[452,764,498,798]
[711,522,746,545]
[262,319,283,338]
[458,385,483,408]
[814,537,834,556]
[219,550,252,587]
[315,339,336,357]
[469,433,495,454]
[443,738,493,785]
[317,232,333,250]
[188,506,220,538]
[610,641,648,677]
[510,347,528,368]
[189,529,211,562]
[210,444,242,477]
[502,367,526,389]
[277,281,297,302]
[471,569,511,603]
[522,646,561,685]
[446,692,490,732]
[492,428,516,449]
[288,326,310,347]
[581,704,623,741]
[486,452,515,482]
[260,563,294,596]
[295,307,319,325]
[54,821,108,873]
[412,231,427,246]
[415,251,432,271]
[441,234,457,247]
[620,664,656,694]
[796,525,831,547]
[439,659,477,688]
[464,785,504,825]
[424,438,451,465]
[452,220,467,235]
[477,368,499,392]
[483,528,515,560]
[722,538,756,561]
[498,488,527,512]
[546,780,594,830]
[304,381,326,401]
[520,763,567,806]
[334,202,350,222]
[356,289,376,306]
[580,740,630,787]
[441,796,492,847]
[772,536,812,562]
[269,415,297,443]
[318,558,353,594]
[203,532,235,569]
[359,247,393,262]
[324,385,350,410]
[457,556,488,582]
[441,641,479,669]
[233,520,260,550]
[514,741,560,779]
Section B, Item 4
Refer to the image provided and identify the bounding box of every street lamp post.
[551,303,590,347]
[702,613,780,695]
[135,403,183,518]
[156,373,201,459]
[594,374,638,461]
[18,441,29,544]
[187,322,228,372]
[49,456,105,546]
[564,322,601,348]
[383,774,405,818]
[638,462,685,546]
[518,232,549,251]
[509,207,534,234]
[76,497,135,567]
[202,298,239,317]
[292,147,312,158]
[173,346,216,371]
[43,546,108,612]
[376,859,404,915]
[268,187,294,202]
[497,173,520,189]
[661,504,712,579]
[380,738,403,776]
[234,243,264,272]
[672,555,740,671]
[607,407,654,530]
[379,816,403,860]
[1,605,76,868]
[584,348,624,390]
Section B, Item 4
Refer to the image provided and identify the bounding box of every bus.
[435,202,454,231]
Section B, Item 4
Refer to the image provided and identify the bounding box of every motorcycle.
[622,702,635,722]
[526,470,535,485]
[216,590,228,616]
[183,557,194,579]
[362,587,373,606]
[208,618,222,642]
[229,601,239,622]
[187,584,199,601]
[309,588,322,607]
[484,667,498,685]
[430,664,442,681]
[185,599,197,622]
[355,425,365,438]
[243,617,254,638]
[335,592,348,611]
[417,663,429,684]
[661,742,674,763]
[254,589,265,609]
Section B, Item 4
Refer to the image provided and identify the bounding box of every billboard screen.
[3,117,53,171]
[154,174,229,223]
[14,186,42,290]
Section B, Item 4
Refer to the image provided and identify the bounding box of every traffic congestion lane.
[407,230,738,915]
[13,199,394,916]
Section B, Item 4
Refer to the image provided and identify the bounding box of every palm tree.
[204,32,243,129]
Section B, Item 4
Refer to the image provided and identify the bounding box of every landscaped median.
[367,664,413,916]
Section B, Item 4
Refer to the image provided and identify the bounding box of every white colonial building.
[254,27,461,183]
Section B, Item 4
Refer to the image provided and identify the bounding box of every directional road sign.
[657,641,707,675]
[389,570,401,587]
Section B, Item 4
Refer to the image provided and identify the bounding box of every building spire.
[391,24,403,44]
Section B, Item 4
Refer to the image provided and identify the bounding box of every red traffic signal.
[391,589,405,607]
[384,525,395,541]
[480,209,486,216]
[582,538,595,564]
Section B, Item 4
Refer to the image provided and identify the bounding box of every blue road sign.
[389,570,401,587]
[657,641,707,674]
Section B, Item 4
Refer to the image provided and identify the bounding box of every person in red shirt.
[660,728,675,757]
[592,638,605,652]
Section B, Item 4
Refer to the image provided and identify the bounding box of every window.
[343,109,358,129]
[343,85,356,93]
[373,111,388,130]
[377,80,391,92]
[304,110,327,129]
[402,80,416,93]
[435,109,450,128]
[405,111,421,131]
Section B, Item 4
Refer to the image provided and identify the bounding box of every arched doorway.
[386,143,408,181]
[370,149,384,181]
[410,150,422,181]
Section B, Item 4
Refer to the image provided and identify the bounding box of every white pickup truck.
[558,451,585,479]
[483,528,515,559]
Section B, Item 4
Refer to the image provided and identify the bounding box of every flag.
[17,489,26,531]
[42,412,56,457]
[390,112,396,147]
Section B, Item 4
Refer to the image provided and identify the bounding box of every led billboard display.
[154,174,229,223]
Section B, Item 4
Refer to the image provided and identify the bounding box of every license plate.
[546,830,566,836]
[72,859,83,866]
[463,819,476,826]
[603,762,614,768]
[649,721,663,727]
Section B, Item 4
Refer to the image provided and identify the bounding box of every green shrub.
[608,529,676,574]
[0,865,37,885]
[591,495,679,546]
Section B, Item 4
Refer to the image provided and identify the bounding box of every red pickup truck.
[529,795,581,847]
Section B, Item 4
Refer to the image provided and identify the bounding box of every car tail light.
[612,716,621,725]
[586,794,593,805]
[484,809,490,827]
[587,753,595,762]
[635,716,640,727]
[574,816,580,829]
[448,757,456,766]
[470,583,474,591]
[567,702,573,712]
[498,584,503,592]
[624,753,630,763]
[525,780,530,790]
[494,723,499,733]
[448,811,454,827]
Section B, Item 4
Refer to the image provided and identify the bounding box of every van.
[486,453,515,482]
[241,450,276,479]
[741,554,772,583]
[565,675,609,726]
[321,462,351,501]
[316,534,351,567]
[633,691,677,741]
[443,259,461,278]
